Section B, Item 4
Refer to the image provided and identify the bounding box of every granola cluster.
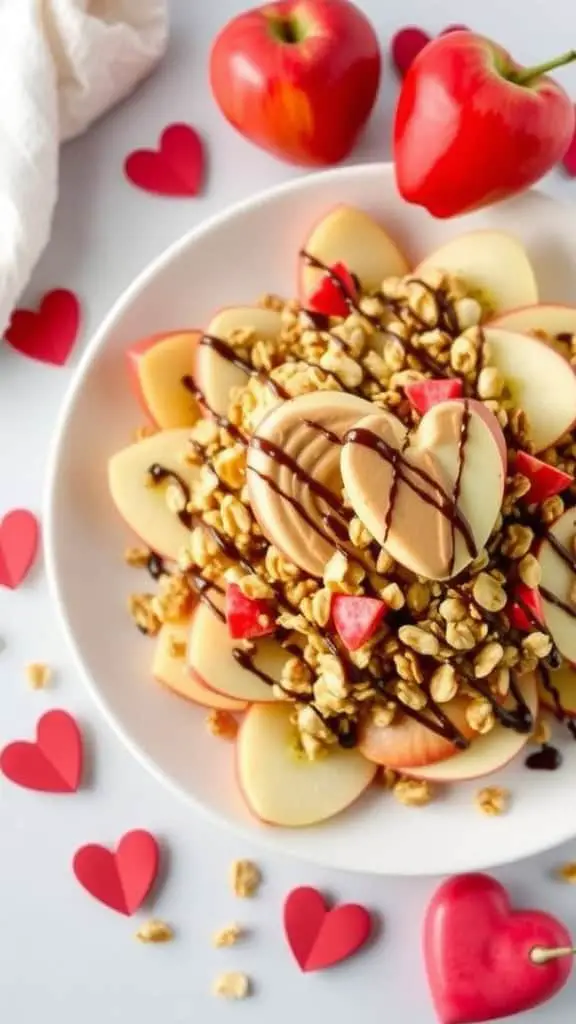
[127,266,576,783]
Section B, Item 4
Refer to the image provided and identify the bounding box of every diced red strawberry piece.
[508,583,544,633]
[331,594,387,652]
[225,582,276,640]
[307,262,357,318]
[515,450,573,505]
[404,377,463,415]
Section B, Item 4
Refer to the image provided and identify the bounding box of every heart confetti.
[0,710,83,793]
[0,509,40,589]
[284,886,373,972]
[391,25,470,77]
[124,123,205,197]
[73,830,160,916]
[561,113,576,175]
[424,873,573,1024]
[4,289,81,366]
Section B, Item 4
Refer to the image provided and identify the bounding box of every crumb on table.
[212,923,243,948]
[135,919,174,943]
[212,972,251,1000]
[25,662,51,689]
[475,786,509,816]
[229,859,261,898]
[557,862,576,883]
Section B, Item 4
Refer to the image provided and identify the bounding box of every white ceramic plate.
[45,163,576,875]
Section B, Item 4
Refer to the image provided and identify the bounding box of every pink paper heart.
[124,123,205,197]
[73,830,160,915]
[284,886,373,972]
[5,290,81,366]
[0,509,40,589]
[0,710,83,793]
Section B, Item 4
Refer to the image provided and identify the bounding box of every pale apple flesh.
[127,330,202,428]
[491,303,576,342]
[415,230,538,317]
[538,662,576,718]
[482,327,576,451]
[108,429,199,559]
[406,673,538,782]
[187,596,288,703]
[194,306,283,417]
[359,696,476,768]
[299,204,409,305]
[538,508,576,664]
[153,622,247,712]
[237,702,376,827]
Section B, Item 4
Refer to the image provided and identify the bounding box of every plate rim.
[43,161,576,875]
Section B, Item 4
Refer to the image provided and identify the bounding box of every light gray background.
[1,1,576,1021]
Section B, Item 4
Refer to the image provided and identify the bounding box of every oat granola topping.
[230,859,261,898]
[135,919,174,943]
[212,972,251,1000]
[25,662,51,689]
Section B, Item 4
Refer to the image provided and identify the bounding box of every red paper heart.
[0,710,83,793]
[561,114,576,176]
[284,886,372,972]
[391,25,470,77]
[73,830,160,916]
[124,124,205,197]
[5,290,81,366]
[424,873,573,1024]
[0,509,39,589]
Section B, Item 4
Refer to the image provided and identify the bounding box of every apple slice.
[491,303,576,341]
[127,330,201,428]
[407,673,538,782]
[415,231,538,316]
[237,702,376,827]
[538,508,576,664]
[299,205,409,307]
[359,696,476,768]
[194,307,283,417]
[153,622,246,712]
[108,429,199,559]
[188,597,286,703]
[482,327,576,451]
[538,662,576,718]
[514,451,573,505]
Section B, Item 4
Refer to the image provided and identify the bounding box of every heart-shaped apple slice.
[108,429,199,559]
[237,702,376,826]
[299,205,409,308]
[247,391,374,577]
[415,231,538,316]
[482,327,576,451]
[341,400,505,580]
[187,589,288,703]
[194,306,283,417]
[537,507,576,664]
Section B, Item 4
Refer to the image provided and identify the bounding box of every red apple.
[394,32,576,217]
[209,0,381,167]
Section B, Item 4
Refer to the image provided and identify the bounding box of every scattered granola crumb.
[557,861,576,883]
[132,424,158,442]
[206,709,239,741]
[230,859,261,898]
[476,786,509,816]
[212,923,243,948]
[25,662,51,690]
[379,767,399,790]
[124,546,150,568]
[393,778,434,807]
[135,919,174,943]
[212,972,251,1000]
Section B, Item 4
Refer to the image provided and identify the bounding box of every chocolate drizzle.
[448,402,471,574]
[181,375,247,444]
[249,436,350,518]
[525,744,563,771]
[344,426,477,559]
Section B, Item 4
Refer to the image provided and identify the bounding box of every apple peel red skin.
[394,32,576,217]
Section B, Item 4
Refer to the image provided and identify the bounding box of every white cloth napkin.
[0,0,168,336]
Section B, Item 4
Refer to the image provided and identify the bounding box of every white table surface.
[2,1,576,1021]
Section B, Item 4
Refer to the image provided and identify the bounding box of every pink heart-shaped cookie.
[284,886,373,972]
[0,509,40,588]
[425,874,573,1024]
[0,710,83,792]
[341,399,506,580]
[5,290,81,366]
[124,124,205,197]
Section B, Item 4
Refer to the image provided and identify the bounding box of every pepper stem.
[530,945,576,965]
[509,50,576,86]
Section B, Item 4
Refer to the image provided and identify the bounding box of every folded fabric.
[0,0,168,338]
